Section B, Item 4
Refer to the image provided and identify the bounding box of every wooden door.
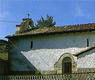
[64,62,72,74]
[62,57,72,74]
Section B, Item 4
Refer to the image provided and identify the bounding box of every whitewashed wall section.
[9,32,95,71]
[77,49,95,68]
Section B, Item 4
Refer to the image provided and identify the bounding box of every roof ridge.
[56,22,95,27]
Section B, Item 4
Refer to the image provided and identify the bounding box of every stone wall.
[8,31,95,74]
[77,49,95,68]
[54,53,77,74]
[77,68,95,73]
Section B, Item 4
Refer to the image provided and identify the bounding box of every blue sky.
[0,0,95,40]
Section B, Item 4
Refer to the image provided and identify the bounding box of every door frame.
[62,57,72,74]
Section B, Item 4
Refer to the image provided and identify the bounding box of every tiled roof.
[6,23,95,38]
[74,45,95,56]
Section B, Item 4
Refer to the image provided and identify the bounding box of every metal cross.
[27,13,30,18]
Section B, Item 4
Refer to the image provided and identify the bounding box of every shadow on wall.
[0,60,8,75]
[12,36,90,51]
[8,48,41,75]
[32,38,88,50]
[78,48,95,59]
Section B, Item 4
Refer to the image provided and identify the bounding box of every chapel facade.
[6,18,95,74]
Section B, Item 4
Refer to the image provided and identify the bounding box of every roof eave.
[73,46,95,56]
[5,29,95,39]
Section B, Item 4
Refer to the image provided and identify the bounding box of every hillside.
[0,40,8,60]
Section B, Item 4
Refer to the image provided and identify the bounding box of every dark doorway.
[62,57,72,74]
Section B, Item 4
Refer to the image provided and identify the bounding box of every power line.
[0,20,19,23]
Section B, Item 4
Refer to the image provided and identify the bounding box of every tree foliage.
[36,15,56,28]
[20,19,34,33]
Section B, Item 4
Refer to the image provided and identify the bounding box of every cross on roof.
[27,13,30,18]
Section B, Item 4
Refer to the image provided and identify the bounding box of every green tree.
[36,15,56,28]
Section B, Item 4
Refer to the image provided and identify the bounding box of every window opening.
[31,41,33,48]
[87,39,89,47]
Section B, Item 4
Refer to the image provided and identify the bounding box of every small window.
[31,41,33,48]
[87,39,89,47]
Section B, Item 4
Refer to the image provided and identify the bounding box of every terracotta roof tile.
[6,23,95,38]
